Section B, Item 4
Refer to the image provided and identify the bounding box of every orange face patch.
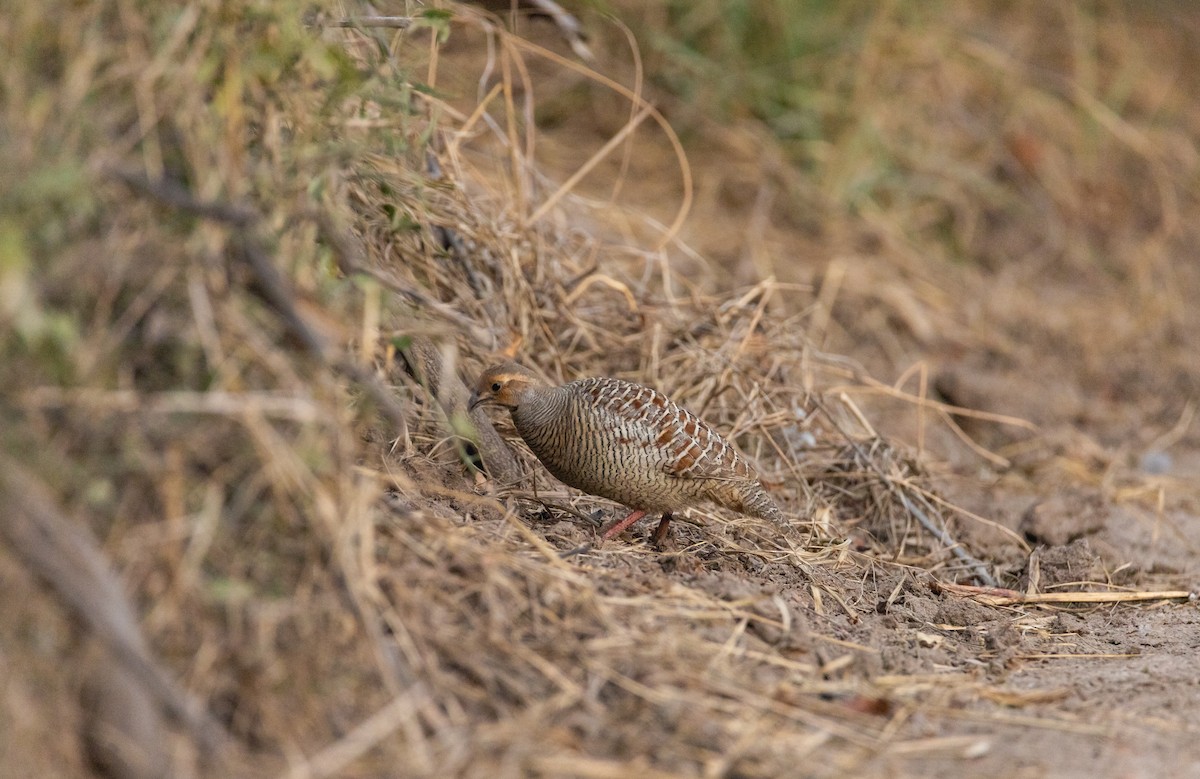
[473,364,541,409]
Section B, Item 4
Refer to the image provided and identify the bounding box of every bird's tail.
[727,482,785,525]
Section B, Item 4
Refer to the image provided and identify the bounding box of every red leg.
[601,509,646,540]
[651,512,673,546]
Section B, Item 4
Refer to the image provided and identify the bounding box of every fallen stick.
[937,581,1196,606]
[395,335,523,487]
[0,455,228,760]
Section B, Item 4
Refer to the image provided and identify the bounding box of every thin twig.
[282,691,425,779]
[899,489,998,588]
[324,16,412,30]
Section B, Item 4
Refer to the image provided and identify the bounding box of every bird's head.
[469,362,543,411]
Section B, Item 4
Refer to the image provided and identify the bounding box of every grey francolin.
[469,362,784,543]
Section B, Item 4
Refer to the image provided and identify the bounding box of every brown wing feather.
[574,377,748,481]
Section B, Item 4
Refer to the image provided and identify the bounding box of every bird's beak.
[468,391,483,411]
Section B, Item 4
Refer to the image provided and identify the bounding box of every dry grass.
[2,2,1199,778]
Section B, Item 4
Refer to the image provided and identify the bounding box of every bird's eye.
[491,382,502,392]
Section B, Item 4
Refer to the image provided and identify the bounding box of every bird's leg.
[651,512,673,546]
[600,509,646,540]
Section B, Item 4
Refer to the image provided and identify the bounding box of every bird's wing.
[575,377,744,482]
[657,413,744,481]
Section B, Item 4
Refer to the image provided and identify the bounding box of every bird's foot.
[651,512,673,548]
[600,509,647,540]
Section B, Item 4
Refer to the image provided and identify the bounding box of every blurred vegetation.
[640,0,865,144]
[619,0,1198,281]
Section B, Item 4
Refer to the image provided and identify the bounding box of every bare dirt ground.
[2,2,1199,778]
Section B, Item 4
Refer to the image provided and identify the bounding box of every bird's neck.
[512,384,569,430]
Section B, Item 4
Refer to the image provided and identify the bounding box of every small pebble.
[1139,450,1172,475]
